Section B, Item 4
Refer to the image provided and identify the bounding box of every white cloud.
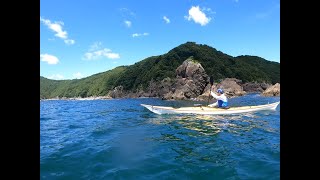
[40,53,59,65]
[73,72,84,79]
[48,74,64,80]
[184,6,211,26]
[84,49,120,60]
[234,0,239,2]
[40,17,75,45]
[84,42,120,60]
[132,32,149,38]
[163,16,170,23]
[40,17,67,38]
[124,20,132,27]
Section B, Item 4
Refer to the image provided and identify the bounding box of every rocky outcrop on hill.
[124,57,210,99]
[162,58,209,100]
[262,83,280,96]
[143,58,250,101]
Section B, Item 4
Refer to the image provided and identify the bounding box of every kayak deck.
[141,101,280,115]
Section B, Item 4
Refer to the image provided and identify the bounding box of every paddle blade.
[209,76,214,85]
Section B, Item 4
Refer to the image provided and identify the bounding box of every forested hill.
[40,42,280,99]
[40,66,127,99]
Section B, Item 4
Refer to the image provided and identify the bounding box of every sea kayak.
[141,101,280,115]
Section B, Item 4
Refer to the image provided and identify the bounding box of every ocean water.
[40,94,280,179]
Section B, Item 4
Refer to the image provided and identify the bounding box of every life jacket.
[218,100,228,108]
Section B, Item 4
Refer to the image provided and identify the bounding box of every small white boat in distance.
[141,101,280,115]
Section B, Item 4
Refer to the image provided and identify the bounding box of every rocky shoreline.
[41,58,280,101]
[41,83,279,101]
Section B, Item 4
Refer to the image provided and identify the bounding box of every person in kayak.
[208,88,229,108]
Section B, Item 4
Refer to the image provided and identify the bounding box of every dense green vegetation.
[40,66,127,98]
[114,42,279,89]
[40,42,280,99]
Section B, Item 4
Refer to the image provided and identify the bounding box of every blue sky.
[40,0,280,80]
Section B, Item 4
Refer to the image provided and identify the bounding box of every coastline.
[40,96,159,101]
[40,96,112,101]
[40,92,269,101]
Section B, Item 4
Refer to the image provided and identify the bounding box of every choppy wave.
[40,94,280,179]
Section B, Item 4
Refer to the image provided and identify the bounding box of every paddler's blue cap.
[217,89,224,94]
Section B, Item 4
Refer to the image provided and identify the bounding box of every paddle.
[207,76,214,106]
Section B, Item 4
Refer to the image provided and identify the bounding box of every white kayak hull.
[141,101,280,115]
